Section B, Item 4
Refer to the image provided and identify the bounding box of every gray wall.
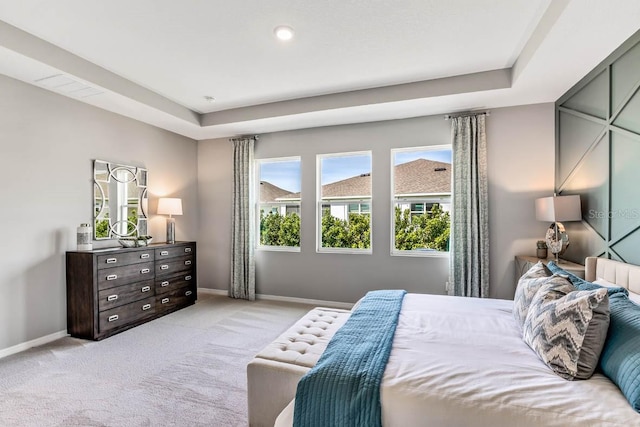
[0,74,198,353]
[556,30,640,265]
[197,103,555,302]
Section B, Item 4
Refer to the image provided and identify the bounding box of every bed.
[261,257,640,426]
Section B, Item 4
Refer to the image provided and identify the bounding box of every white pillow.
[594,277,640,305]
[593,277,618,288]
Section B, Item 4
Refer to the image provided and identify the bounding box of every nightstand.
[515,255,585,284]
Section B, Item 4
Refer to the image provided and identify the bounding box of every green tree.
[321,211,370,249]
[95,219,110,238]
[394,204,450,251]
[279,213,301,247]
[260,211,300,247]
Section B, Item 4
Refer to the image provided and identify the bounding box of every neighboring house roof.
[320,173,372,199]
[269,158,451,201]
[260,181,293,203]
[394,158,450,196]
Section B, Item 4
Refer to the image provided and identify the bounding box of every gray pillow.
[513,261,552,329]
[523,277,610,380]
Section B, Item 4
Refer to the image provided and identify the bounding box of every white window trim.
[390,145,452,257]
[316,151,372,254]
[255,156,302,252]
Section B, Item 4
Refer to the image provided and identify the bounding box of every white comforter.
[277,293,640,426]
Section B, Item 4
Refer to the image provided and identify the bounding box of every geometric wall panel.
[611,132,640,241]
[611,229,640,265]
[610,251,624,262]
[562,135,609,239]
[556,29,640,263]
[558,111,605,186]
[611,40,640,114]
[613,91,640,134]
[562,70,608,119]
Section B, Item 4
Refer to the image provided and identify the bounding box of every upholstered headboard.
[585,257,640,297]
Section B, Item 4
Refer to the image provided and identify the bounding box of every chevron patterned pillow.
[513,261,552,330]
[523,278,610,380]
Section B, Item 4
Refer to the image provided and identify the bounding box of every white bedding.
[276,293,640,427]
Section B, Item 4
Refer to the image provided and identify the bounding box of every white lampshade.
[157,198,183,216]
[535,195,581,222]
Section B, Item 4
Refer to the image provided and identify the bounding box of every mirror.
[93,160,148,240]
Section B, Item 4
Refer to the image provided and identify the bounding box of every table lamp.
[535,194,581,263]
[157,197,183,244]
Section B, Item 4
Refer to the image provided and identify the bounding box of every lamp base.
[545,221,569,263]
[166,217,176,244]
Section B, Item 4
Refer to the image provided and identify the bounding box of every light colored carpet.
[0,294,318,427]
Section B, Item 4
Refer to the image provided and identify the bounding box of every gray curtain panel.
[230,136,256,300]
[448,114,489,297]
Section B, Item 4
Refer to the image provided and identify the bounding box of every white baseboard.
[0,330,69,360]
[198,288,228,296]
[198,287,354,310]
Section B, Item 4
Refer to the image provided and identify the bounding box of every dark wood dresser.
[66,241,197,340]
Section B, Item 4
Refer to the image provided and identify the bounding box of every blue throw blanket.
[293,290,407,427]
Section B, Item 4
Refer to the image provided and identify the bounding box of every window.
[317,152,372,252]
[391,146,451,255]
[256,157,301,250]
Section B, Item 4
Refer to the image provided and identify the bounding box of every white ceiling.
[0,0,639,140]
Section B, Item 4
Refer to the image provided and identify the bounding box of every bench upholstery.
[247,307,351,427]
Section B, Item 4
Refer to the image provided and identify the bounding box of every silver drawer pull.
[184,247,192,253]
[106,258,117,264]
[140,253,150,259]
[161,298,169,304]
[108,314,119,322]
[160,250,169,256]
[141,268,150,274]
[160,264,169,270]
[142,304,151,311]
[141,286,151,292]
[185,290,193,296]
[185,275,192,281]
[185,260,192,266]
[106,274,118,281]
[107,294,118,302]
[161,281,169,287]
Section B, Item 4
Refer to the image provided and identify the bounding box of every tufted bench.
[247,307,351,427]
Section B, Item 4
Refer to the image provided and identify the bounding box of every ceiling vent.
[34,74,103,98]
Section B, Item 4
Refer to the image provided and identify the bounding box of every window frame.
[255,156,302,253]
[316,151,373,255]
[390,145,452,257]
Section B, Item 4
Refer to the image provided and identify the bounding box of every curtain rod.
[230,134,259,140]
[444,111,490,120]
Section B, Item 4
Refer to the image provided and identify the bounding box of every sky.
[260,148,452,193]
[259,160,301,193]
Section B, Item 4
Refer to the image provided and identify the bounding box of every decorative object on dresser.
[66,241,196,340]
[535,194,582,262]
[157,197,183,244]
[514,255,584,287]
[536,240,547,259]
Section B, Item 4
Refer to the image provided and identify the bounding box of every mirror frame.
[93,159,148,240]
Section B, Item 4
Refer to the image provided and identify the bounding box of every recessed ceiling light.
[274,25,294,41]
[204,96,215,103]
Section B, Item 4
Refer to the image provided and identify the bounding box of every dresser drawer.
[157,286,196,313]
[156,256,193,277]
[155,244,195,260]
[155,272,194,295]
[97,262,154,290]
[98,280,155,311]
[99,296,156,333]
[96,250,154,269]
